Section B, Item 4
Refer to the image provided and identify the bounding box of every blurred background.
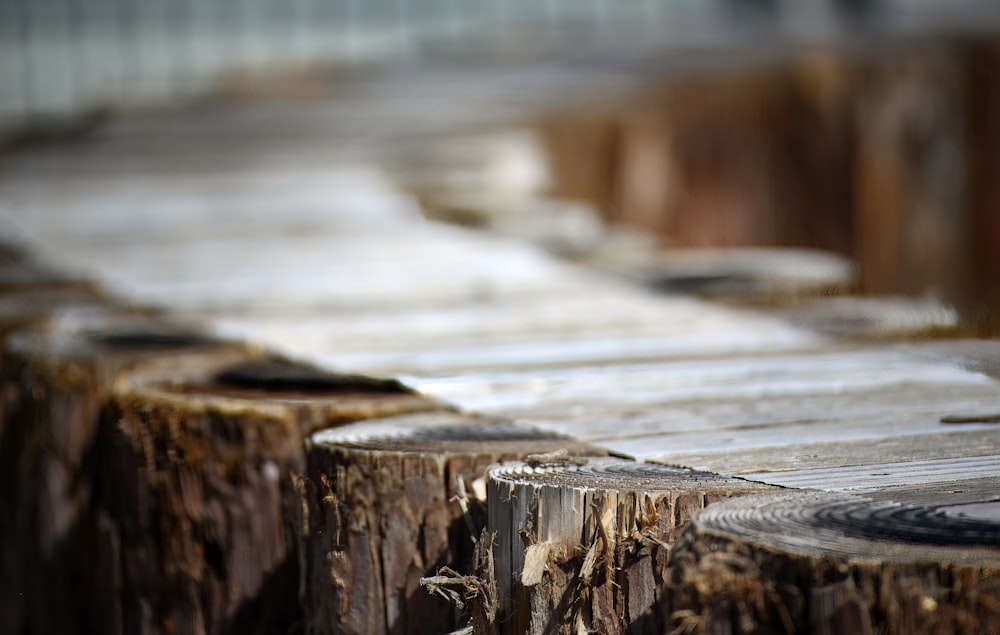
[2,0,1000,333]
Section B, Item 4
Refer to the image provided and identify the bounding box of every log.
[92,352,437,635]
[0,309,239,635]
[666,490,1000,635]
[299,412,602,635]
[485,457,777,635]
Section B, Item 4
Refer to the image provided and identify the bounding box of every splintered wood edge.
[487,458,777,618]
[490,457,767,487]
[299,412,603,635]
[687,490,1000,565]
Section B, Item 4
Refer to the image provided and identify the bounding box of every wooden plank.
[211,288,827,376]
[657,428,1000,477]
[413,345,997,414]
[741,454,1000,491]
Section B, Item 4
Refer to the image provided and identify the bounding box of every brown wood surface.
[91,352,435,635]
[3,36,1000,635]
[0,309,240,635]
[667,491,1000,634]
[485,458,776,635]
[299,413,602,635]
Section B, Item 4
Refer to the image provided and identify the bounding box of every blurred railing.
[3,0,1000,132]
[0,0,697,130]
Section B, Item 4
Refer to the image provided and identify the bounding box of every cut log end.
[668,490,1000,635]
[486,457,777,635]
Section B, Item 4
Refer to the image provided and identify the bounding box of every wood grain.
[486,458,775,635]
[0,309,241,635]
[668,490,1000,634]
[91,352,436,635]
[299,413,601,635]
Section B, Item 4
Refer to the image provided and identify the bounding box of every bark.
[0,309,238,635]
[484,457,777,635]
[666,491,1000,635]
[92,353,437,635]
[298,413,603,635]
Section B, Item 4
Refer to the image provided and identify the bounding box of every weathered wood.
[4,37,1000,635]
[230,289,824,378]
[299,412,602,635]
[662,428,1000,481]
[0,309,241,635]
[485,457,776,635]
[91,352,437,635]
[420,343,999,420]
[667,490,1000,634]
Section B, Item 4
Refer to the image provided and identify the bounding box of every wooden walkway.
[1,81,998,634]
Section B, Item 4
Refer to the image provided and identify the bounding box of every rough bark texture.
[0,247,109,630]
[666,491,1000,635]
[0,308,239,635]
[298,413,603,635]
[91,353,437,635]
[485,458,777,635]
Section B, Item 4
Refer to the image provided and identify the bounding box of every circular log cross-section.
[0,310,239,635]
[94,353,438,635]
[486,457,777,635]
[301,413,603,635]
[667,491,1000,635]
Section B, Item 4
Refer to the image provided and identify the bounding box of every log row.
[0,245,447,634]
[3,240,1000,635]
[0,247,610,635]
[455,460,1000,635]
